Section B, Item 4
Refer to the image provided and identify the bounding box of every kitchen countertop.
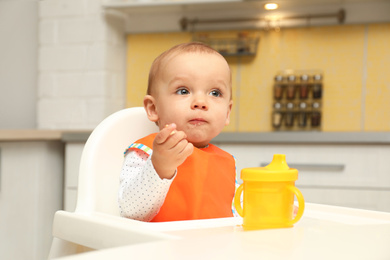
[61,131,390,144]
[0,129,63,141]
[0,130,89,142]
[1,130,390,144]
[213,131,390,144]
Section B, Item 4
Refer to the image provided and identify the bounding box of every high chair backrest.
[75,107,158,215]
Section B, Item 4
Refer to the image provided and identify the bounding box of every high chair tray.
[53,210,242,250]
[54,203,390,260]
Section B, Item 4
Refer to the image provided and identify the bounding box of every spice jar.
[311,102,321,127]
[285,102,295,127]
[286,75,296,100]
[299,74,309,99]
[298,102,307,128]
[312,74,322,99]
[273,75,284,100]
[272,102,283,128]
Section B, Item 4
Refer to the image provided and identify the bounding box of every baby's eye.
[176,88,190,95]
[209,89,222,97]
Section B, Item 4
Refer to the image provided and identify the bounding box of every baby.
[118,42,235,222]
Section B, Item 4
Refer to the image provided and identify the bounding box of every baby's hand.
[151,123,194,179]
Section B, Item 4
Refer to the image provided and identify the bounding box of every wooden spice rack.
[271,70,323,131]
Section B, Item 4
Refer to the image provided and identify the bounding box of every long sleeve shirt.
[118,149,174,221]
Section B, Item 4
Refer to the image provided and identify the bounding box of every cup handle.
[286,185,305,226]
[234,184,244,217]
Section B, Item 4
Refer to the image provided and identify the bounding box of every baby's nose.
[191,97,208,110]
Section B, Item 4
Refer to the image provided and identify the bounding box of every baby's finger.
[171,138,188,153]
[171,139,193,164]
[154,123,176,145]
[165,130,187,148]
[180,142,194,158]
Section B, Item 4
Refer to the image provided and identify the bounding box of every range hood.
[101,0,390,33]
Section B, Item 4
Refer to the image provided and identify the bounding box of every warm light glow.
[265,15,281,21]
[264,3,279,10]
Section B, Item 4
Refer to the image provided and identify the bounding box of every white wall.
[37,0,127,129]
[0,0,127,130]
[0,0,38,128]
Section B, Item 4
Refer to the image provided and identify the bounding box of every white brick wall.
[38,0,126,129]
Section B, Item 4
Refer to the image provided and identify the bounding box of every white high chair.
[48,107,176,258]
[49,106,243,259]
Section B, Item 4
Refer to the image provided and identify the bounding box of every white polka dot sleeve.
[118,149,174,221]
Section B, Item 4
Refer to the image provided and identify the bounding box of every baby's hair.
[147,42,231,97]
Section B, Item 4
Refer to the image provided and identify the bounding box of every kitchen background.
[1,0,390,131]
[1,0,390,259]
[125,25,390,132]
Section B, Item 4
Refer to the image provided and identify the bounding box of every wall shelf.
[193,35,259,57]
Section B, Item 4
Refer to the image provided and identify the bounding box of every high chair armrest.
[52,211,179,250]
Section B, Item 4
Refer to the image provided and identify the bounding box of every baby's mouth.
[189,118,207,125]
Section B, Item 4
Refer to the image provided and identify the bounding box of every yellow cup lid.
[241,154,298,182]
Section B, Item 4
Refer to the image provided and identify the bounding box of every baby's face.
[152,52,232,148]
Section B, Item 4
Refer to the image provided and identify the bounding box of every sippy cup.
[234,154,305,231]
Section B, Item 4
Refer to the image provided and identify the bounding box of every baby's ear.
[144,95,159,123]
[225,100,233,126]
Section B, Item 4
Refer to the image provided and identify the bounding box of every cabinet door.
[0,142,63,260]
[64,142,85,212]
[217,143,390,212]
[298,187,390,212]
[218,144,390,189]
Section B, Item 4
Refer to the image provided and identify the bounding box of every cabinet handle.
[260,162,345,171]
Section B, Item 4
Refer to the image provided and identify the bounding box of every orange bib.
[131,133,236,222]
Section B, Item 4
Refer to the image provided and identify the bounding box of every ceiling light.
[264,3,279,10]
